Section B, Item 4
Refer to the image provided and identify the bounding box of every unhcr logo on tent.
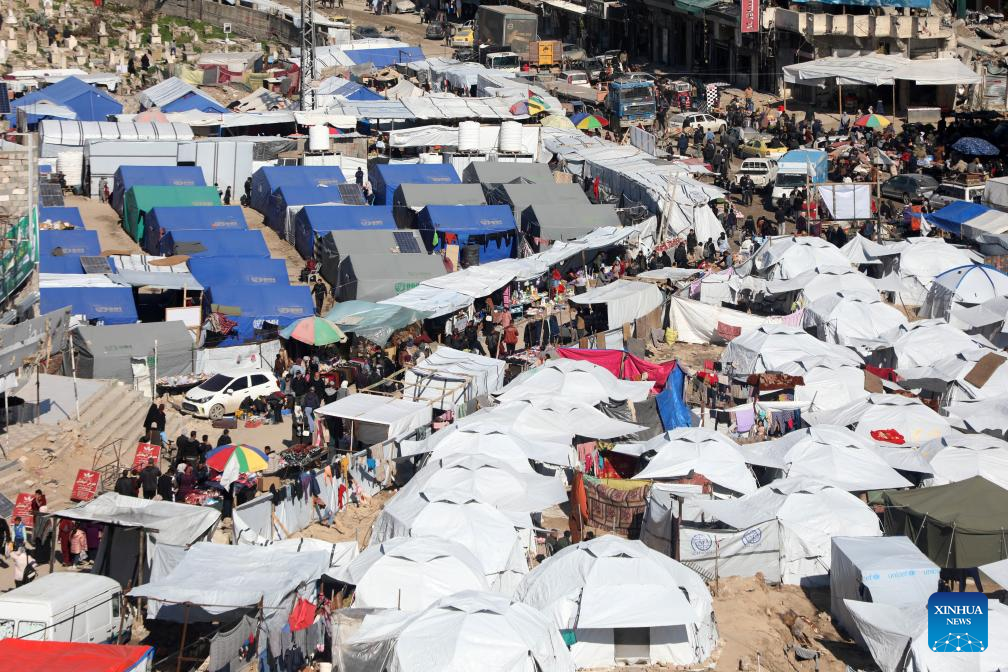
[928,592,987,652]
[247,276,279,284]
[277,306,308,315]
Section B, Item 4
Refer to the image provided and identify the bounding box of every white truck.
[735,158,778,189]
[0,573,130,643]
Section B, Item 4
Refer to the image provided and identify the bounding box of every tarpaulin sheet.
[369,163,460,205]
[39,229,100,273]
[265,184,348,234]
[160,229,269,259]
[417,205,517,263]
[143,205,247,254]
[556,348,676,393]
[791,0,928,7]
[316,392,433,443]
[818,184,872,220]
[188,256,289,288]
[295,205,396,259]
[41,285,137,324]
[570,279,663,330]
[783,54,981,87]
[656,365,691,430]
[39,206,84,229]
[0,640,153,672]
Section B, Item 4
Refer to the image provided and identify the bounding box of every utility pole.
[300,0,318,111]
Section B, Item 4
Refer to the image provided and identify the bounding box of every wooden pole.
[69,339,80,421]
[175,604,191,672]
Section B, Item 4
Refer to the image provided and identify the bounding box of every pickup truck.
[928,181,985,209]
[668,112,727,135]
[735,158,779,189]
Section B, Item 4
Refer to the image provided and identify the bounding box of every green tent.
[121,185,221,242]
[883,476,1008,568]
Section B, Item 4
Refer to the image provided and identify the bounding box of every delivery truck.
[772,149,829,207]
[477,5,538,57]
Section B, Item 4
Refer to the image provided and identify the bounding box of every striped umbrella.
[853,113,890,129]
[571,113,609,130]
[280,316,347,346]
[205,444,269,473]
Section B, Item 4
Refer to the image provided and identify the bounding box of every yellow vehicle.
[451,26,474,48]
[740,137,788,159]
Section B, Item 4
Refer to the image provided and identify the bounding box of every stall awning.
[783,54,981,87]
[675,0,719,14]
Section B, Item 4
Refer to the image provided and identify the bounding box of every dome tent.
[720,324,862,374]
[514,535,718,669]
[920,263,1008,320]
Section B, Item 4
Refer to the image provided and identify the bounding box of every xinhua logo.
[927,592,988,653]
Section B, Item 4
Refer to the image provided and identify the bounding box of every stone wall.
[132,0,302,45]
[0,147,30,220]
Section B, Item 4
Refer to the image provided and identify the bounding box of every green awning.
[675,0,719,14]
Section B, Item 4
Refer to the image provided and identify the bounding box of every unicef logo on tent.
[690,534,713,555]
[927,592,987,653]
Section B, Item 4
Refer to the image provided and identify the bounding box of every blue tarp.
[206,284,314,345]
[39,206,84,229]
[112,166,208,215]
[9,76,123,126]
[294,205,396,259]
[40,286,137,324]
[416,205,518,263]
[188,257,290,288]
[368,164,460,205]
[344,47,425,68]
[318,77,386,101]
[656,365,692,430]
[250,166,347,214]
[159,229,270,258]
[264,184,348,234]
[38,230,101,273]
[161,91,229,114]
[791,0,929,7]
[142,205,247,254]
[927,201,990,236]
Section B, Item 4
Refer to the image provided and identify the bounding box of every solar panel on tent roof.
[80,256,113,274]
[0,84,10,114]
[393,231,422,254]
[337,183,367,206]
[38,182,64,207]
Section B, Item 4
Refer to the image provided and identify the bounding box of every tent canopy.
[461,161,555,185]
[206,284,314,345]
[783,54,981,87]
[187,256,290,288]
[159,228,270,259]
[294,205,396,259]
[265,183,358,234]
[521,203,621,242]
[491,182,591,221]
[38,229,100,274]
[369,163,460,205]
[55,492,219,546]
[316,392,432,444]
[112,165,207,215]
[41,286,137,325]
[143,205,247,254]
[139,77,230,114]
[10,76,122,126]
[496,358,654,406]
[39,206,85,230]
[416,205,517,262]
[122,185,222,242]
[927,201,990,236]
[324,300,429,346]
[335,251,447,302]
[401,345,506,408]
[69,320,194,381]
[570,279,664,330]
[250,165,347,213]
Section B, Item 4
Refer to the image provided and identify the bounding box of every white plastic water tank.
[308,125,330,152]
[57,150,83,188]
[418,152,442,164]
[458,121,480,153]
[499,121,522,153]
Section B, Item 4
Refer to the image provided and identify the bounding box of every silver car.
[881,174,939,204]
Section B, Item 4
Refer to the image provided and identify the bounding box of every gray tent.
[392,184,487,229]
[461,162,555,186]
[336,252,446,302]
[522,203,621,243]
[68,320,194,382]
[317,229,427,287]
[488,182,590,222]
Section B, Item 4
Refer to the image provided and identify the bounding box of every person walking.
[223,186,232,205]
[140,459,160,499]
[303,388,320,435]
[58,518,74,566]
[70,525,87,566]
[502,323,519,357]
[11,546,36,587]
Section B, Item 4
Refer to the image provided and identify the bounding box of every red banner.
[12,492,33,527]
[741,0,760,33]
[71,469,101,502]
[132,442,161,472]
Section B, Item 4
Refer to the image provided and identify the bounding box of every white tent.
[751,236,851,280]
[495,358,654,406]
[569,279,664,330]
[330,536,490,611]
[846,599,1008,672]
[514,536,718,669]
[898,347,1008,403]
[889,321,994,369]
[782,54,981,87]
[400,501,530,594]
[618,428,757,495]
[980,557,1008,588]
[920,264,1008,320]
[720,324,862,374]
[829,536,939,646]
[401,345,506,409]
[841,234,905,266]
[895,237,980,306]
[737,426,912,491]
[803,293,908,348]
[403,422,575,467]
[455,398,645,443]
[805,394,953,446]
[797,268,880,304]
[784,357,869,411]
[917,432,1008,490]
[316,393,432,445]
[336,591,576,672]
[693,478,882,585]
[946,394,1008,437]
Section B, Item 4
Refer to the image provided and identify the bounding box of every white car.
[182,370,281,420]
[669,112,726,135]
[562,70,590,87]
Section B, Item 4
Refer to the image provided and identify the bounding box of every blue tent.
[206,284,314,345]
[188,257,290,288]
[294,205,396,259]
[142,205,247,254]
[264,184,351,234]
[9,77,123,127]
[368,164,460,205]
[38,230,101,273]
[112,166,208,215]
[250,166,347,214]
[343,47,425,68]
[40,286,137,324]
[39,206,84,229]
[927,201,990,236]
[159,229,270,258]
[416,205,518,263]
[317,77,385,101]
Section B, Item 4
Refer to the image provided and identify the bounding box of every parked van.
[735,158,778,189]
[181,370,280,420]
[0,573,129,643]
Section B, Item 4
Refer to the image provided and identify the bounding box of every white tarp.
[316,393,432,444]
[667,296,775,344]
[570,279,664,330]
[621,428,757,495]
[55,492,219,546]
[841,234,906,266]
[805,394,953,446]
[917,432,1008,490]
[721,324,862,374]
[401,345,505,408]
[890,321,993,368]
[495,358,653,406]
[783,54,981,87]
[803,294,908,347]
[679,520,783,584]
[818,184,872,220]
[455,398,645,443]
[401,423,575,467]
